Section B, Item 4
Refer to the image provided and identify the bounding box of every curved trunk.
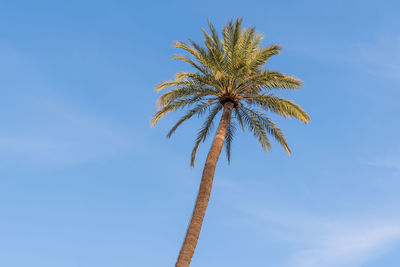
[175,102,234,267]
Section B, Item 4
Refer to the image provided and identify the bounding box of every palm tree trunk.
[175,102,234,267]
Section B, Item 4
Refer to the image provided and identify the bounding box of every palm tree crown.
[152,18,311,267]
[152,18,310,167]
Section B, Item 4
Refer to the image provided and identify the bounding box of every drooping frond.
[244,94,311,123]
[190,104,222,167]
[237,106,271,151]
[151,95,205,126]
[225,121,236,164]
[239,105,291,154]
[233,107,245,131]
[155,80,179,92]
[167,101,216,138]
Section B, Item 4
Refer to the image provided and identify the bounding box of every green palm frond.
[240,106,291,154]
[174,41,207,67]
[200,24,224,71]
[172,54,210,76]
[237,106,271,151]
[167,101,216,138]
[157,85,218,109]
[245,94,311,123]
[225,121,236,164]
[233,107,245,131]
[173,72,224,92]
[155,80,179,92]
[151,95,205,126]
[235,71,302,93]
[259,71,303,89]
[190,104,222,167]
[246,45,281,72]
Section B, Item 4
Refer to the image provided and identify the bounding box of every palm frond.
[235,71,302,94]
[172,54,210,76]
[237,106,271,151]
[167,102,216,138]
[247,45,281,71]
[173,72,224,92]
[174,41,207,66]
[234,107,245,131]
[157,85,218,108]
[225,121,236,164]
[245,94,311,123]
[241,106,291,154]
[154,80,179,92]
[258,71,303,90]
[151,95,204,126]
[201,27,224,75]
[190,104,222,167]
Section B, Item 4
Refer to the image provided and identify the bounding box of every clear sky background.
[1,1,400,266]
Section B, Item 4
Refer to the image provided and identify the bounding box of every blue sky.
[1,0,400,266]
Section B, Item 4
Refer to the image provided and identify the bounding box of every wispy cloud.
[347,35,400,83]
[0,96,135,167]
[220,179,400,267]
[366,158,400,171]
[287,221,400,267]
[362,152,400,177]
[246,205,400,267]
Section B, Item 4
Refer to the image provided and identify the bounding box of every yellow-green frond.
[154,80,177,92]
[245,94,311,123]
[190,104,222,167]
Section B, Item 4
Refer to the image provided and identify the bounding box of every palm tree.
[152,18,310,267]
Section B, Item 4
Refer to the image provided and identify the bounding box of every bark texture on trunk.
[175,102,234,267]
